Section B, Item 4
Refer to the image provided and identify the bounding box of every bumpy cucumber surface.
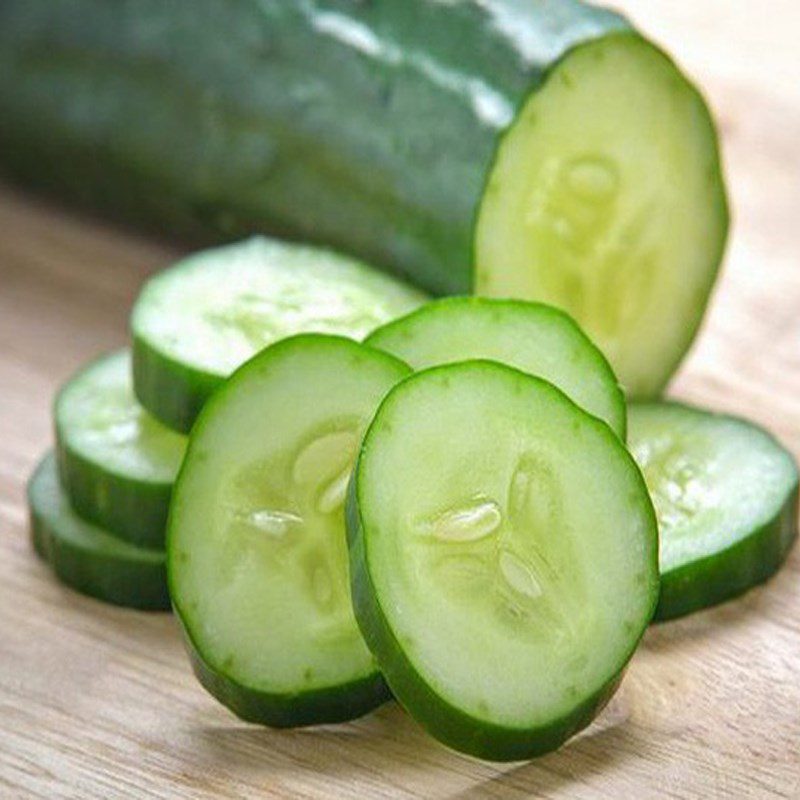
[366,297,625,438]
[628,402,799,621]
[168,334,411,726]
[347,362,658,760]
[29,453,169,611]
[0,2,727,395]
[55,350,186,548]
[132,237,425,432]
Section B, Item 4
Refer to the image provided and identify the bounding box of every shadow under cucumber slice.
[29,453,169,611]
[168,334,411,726]
[55,349,186,549]
[132,237,426,433]
[347,362,658,761]
[628,402,799,621]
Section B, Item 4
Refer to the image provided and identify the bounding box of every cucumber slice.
[347,362,658,760]
[365,297,625,439]
[168,334,411,726]
[132,237,426,433]
[28,453,169,611]
[628,402,799,621]
[475,33,728,398]
[55,350,186,548]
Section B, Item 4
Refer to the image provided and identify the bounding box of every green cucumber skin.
[55,440,173,549]
[0,0,627,294]
[178,618,391,727]
[29,456,170,611]
[346,367,659,761]
[132,334,219,435]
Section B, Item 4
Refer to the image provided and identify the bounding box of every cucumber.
[0,2,727,396]
[347,362,658,761]
[628,402,799,621]
[55,350,186,548]
[132,237,426,433]
[168,334,411,726]
[28,453,170,611]
[366,297,625,439]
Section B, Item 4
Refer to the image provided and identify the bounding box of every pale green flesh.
[366,297,625,437]
[171,337,410,693]
[360,364,656,728]
[628,404,798,574]
[133,237,427,378]
[475,34,727,397]
[57,350,186,482]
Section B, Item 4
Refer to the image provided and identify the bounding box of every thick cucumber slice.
[132,237,426,433]
[348,362,658,761]
[168,334,411,726]
[55,350,186,548]
[365,297,625,438]
[476,33,728,398]
[29,453,169,611]
[628,402,799,621]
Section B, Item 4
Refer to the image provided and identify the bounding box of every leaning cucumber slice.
[628,402,799,621]
[133,237,426,432]
[29,453,169,611]
[169,334,411,726]
[55,350,186,548]
[366,297,625,438]
[348,362,658,761]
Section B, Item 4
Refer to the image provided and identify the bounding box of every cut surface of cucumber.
[475,33,728,398]
[29,453,169,611]
[132,237,426,433]
[347,362,658,760]
[365,297,625,438]
[628,402,799,621]
[55,350,186,548]
[168,334,411,726]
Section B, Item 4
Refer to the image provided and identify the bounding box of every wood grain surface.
[1,2,798,797]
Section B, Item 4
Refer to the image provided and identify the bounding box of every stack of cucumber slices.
[29,237,797,762]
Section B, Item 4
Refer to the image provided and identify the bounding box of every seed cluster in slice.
[168,334,411,726]
[29,453,170,611]
[132,237,427,432]
[628,402,799,620]
[56,350,186,548]
[348,361,659,760]
[366,296,625,438]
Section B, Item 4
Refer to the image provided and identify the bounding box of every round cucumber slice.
[55,350,186,548]
[132,237,427,433]
[28,453,169,611]
[475,33,728,398]
[365,297,625,439]
[168,334,411,726]
[348,362,658,761]
[628,402,799,621]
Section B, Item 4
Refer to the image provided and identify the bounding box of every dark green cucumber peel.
[346,363,659,760]
[168,335,411,726]
[365,296,626,439]
[29,453,169,611]
[629,402,799,621]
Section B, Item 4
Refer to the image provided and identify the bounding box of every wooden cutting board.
[1,2,798,797]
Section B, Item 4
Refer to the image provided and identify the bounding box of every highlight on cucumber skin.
[346,361,659,761]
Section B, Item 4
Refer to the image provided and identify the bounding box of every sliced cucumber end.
[475,32,729,397]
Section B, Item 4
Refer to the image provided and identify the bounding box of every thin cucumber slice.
[628,402,799,621]
[348,362,658,761]
[168,334,411,726]
[132,237,427,433]
[55,350,186,548]
[365,297,625,439]
[475,33,728,398]
[28,453,169,611]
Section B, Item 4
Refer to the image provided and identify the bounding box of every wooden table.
[1,2,798,797]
